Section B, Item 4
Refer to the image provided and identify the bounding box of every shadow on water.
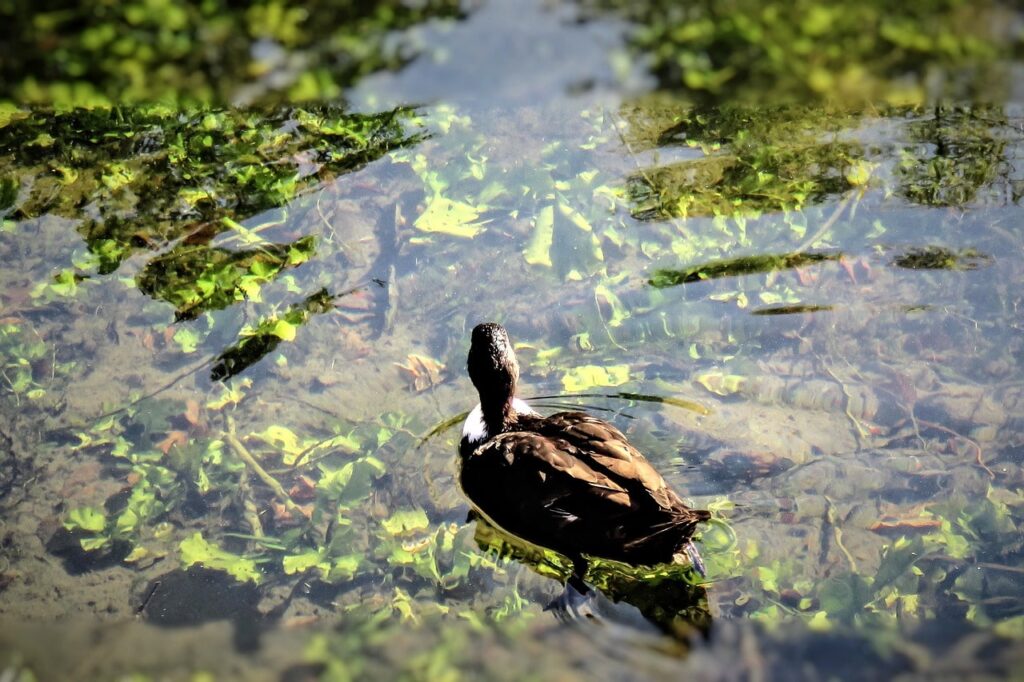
[133,567,264,652]
[471,515,711,651]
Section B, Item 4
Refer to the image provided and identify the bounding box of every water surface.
[2,1,1024,679]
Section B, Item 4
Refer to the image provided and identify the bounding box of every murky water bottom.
[1,100,1023,680]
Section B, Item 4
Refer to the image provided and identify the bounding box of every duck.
[459,322,710,592]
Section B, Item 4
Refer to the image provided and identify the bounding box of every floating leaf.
[270,319,297,341]
[317,457,387,506]
[844,160,876,186]
[329,555,362,581]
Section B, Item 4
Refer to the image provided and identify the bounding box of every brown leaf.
[283,615,321,629]
[795,266,817,286]
[838,256,858,284]
[868,518,943,535]
[395,354,445,392]
[157,430,188,455]
[337,327,372,358]
[270,500,314,522]
[288,475,318,502]
[336,290,374,312]
[184,399,202,427]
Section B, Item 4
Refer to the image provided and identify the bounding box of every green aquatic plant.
[209,287,335,381]
[392,107,622,281]
[649,251,840,287]
[179,533,261,583]
[578,0,1016,103]
[1,106,423,278]
[897,105,1013,207]
[0,0,463,106]
[890,246,993,271]
[60,399,502,606]
[1,105,424,382]
[136,236,317,320]
[622,104,863,221]
[0,322,72,404]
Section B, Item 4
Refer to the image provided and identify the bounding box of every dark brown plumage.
[459,323,709,586]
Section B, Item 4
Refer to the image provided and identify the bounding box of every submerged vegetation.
[0,0,463,106]
[1,0,1024,679]
[579,0,1020,104]
[0,106,422,276]
[1,93,1023,678]
[0,88,1022,678]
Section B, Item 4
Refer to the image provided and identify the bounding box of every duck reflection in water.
[471,514,711,645]
[458,323,711,641]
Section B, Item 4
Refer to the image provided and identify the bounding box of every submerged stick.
[237,468,264,539]
[796,187,861,253]
[225,416,304,517]
[915,417,994,479]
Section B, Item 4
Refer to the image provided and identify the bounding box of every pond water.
[2,1,1024,680]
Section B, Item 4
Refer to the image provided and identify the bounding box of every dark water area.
[2,1,1024,680]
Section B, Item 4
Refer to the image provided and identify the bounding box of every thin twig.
[237,468,264,539]
[818,357,870,447]
[225,415,304,517]
[915,417,994,479]
[825,497,858,572]
[796,188,861,253]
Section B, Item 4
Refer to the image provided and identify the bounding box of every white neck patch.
[462,398,538,446]
[512,397,538,416]
[462,404,488,446]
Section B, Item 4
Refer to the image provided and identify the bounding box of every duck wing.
[460,429,644,544]
[527,411,687,513]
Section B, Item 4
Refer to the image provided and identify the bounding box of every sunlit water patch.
[1,97,1023,680]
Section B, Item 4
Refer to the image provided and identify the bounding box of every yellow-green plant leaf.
[270,319,297,341]
[561,364,630,392]
[65,507,107,533]
[255,424,305,464]
[124,546,151,563]
[328,555,362,581]
[695,371,746,396]
[283,550,326,575]
[524,205,554,266]
[557,201,593,232]
[173,327,200,353]
[179,532,260,583]
[381,508,430,536]
[80,536,111,551]
[414,195,485,238]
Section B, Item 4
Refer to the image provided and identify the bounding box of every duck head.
[467,322,520,430]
